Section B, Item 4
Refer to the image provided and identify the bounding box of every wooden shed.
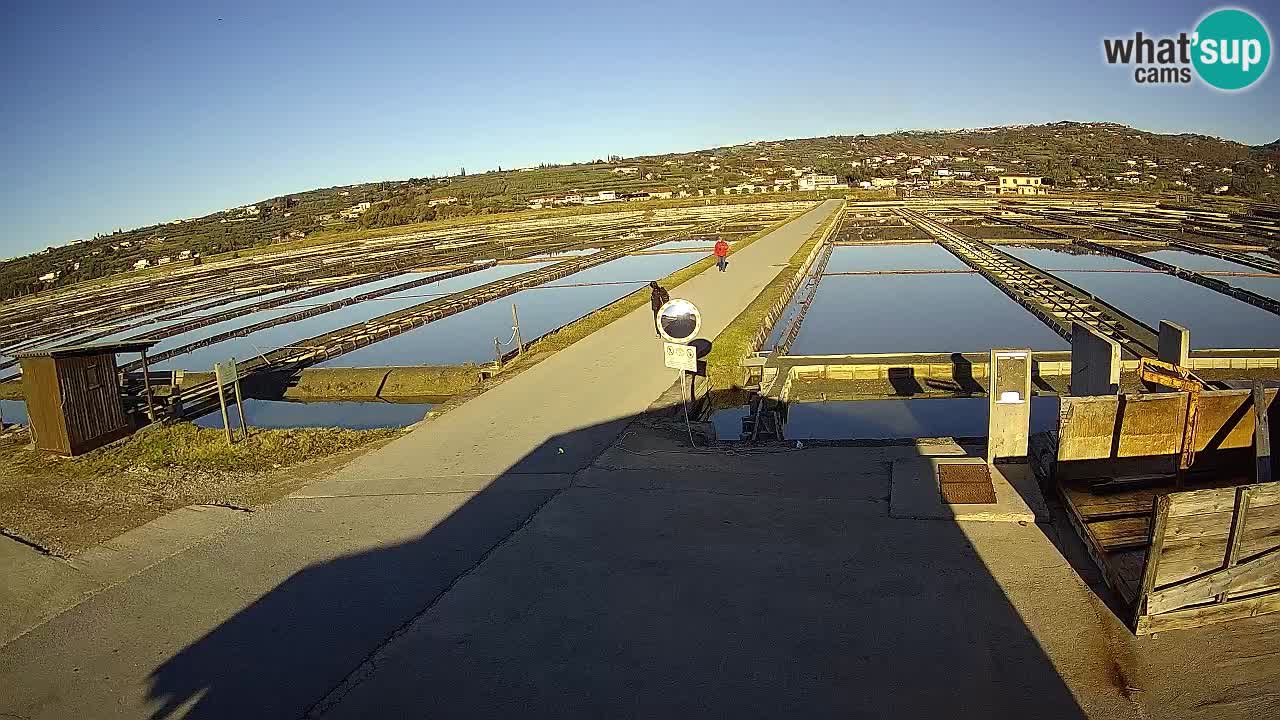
[16,341,158,456]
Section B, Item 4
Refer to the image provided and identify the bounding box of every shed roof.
[14,340,159,359]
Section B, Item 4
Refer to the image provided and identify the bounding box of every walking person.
[714,238,730,272]
[649,281,670,337]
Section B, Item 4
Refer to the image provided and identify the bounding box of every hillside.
[4,121,1278,300]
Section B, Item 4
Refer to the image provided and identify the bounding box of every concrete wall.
[1159,320,1190,368]
[1070,322,1120,396]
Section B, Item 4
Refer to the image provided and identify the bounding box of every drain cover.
[938,463,996,504]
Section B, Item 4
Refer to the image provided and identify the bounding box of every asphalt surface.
[5,195,1274,719]
[0,200,841,719]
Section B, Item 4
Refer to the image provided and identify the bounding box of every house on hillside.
[797,174,846,191]
[339,202,374,220]
[133,259,150,270]
[584,191,618,204]
[998,175,1047,195]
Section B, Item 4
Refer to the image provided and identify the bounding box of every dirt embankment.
[0,422,401,556]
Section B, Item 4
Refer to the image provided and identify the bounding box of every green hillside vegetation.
[4,121,1278,301]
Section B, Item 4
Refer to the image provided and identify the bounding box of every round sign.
[657,298,701,343]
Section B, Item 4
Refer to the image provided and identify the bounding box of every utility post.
[512,304,524,356]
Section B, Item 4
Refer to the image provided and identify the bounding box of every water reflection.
[999,246,1135,271]
[789,275,1067,355]
[158,252,699,371]
[1004,245,1280,299]
[1054,271,1280,348]
[785,396,1059,440]
[647,239,724,251]
[154,263,549,371]
[195,399,431,430]
[321,252,698,367]
[0,399,27,426]
[826,244,968,273]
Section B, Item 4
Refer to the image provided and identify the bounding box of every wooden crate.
[1133,483,1280,633]
[1047,388,1279,633]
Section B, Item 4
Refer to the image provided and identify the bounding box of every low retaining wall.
[763,350,1280,401]
[174,365,486,402]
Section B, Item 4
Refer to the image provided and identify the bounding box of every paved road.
[0,200,841,720]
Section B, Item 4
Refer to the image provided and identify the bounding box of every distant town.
[3,121,1277,298]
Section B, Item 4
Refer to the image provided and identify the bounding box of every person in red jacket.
[714,238,730,272]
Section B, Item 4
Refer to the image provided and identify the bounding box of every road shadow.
[143,394,1091,719]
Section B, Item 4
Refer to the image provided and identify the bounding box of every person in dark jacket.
[649,281,670,337]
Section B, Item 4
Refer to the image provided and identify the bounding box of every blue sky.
[2,0,1277,257]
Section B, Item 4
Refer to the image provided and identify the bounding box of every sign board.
[212,358,247,445]
[664,342,698,372]
[213,359,239,386]
[657,299,701,343]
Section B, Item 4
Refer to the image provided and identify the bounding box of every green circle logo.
[1193,8,1271,90]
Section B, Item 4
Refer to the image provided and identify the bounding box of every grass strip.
[76,423,400,474]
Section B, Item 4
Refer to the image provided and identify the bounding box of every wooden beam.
[1137,589,1280,635]
[1132,495,1171,629]
[138,349,156,422]
[1217,486,1253,603]
[1147,544,1280,615]
[1257,383,1272,484]
[1166,482,1280,517]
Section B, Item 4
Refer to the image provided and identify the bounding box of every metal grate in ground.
[938,463,997,504]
